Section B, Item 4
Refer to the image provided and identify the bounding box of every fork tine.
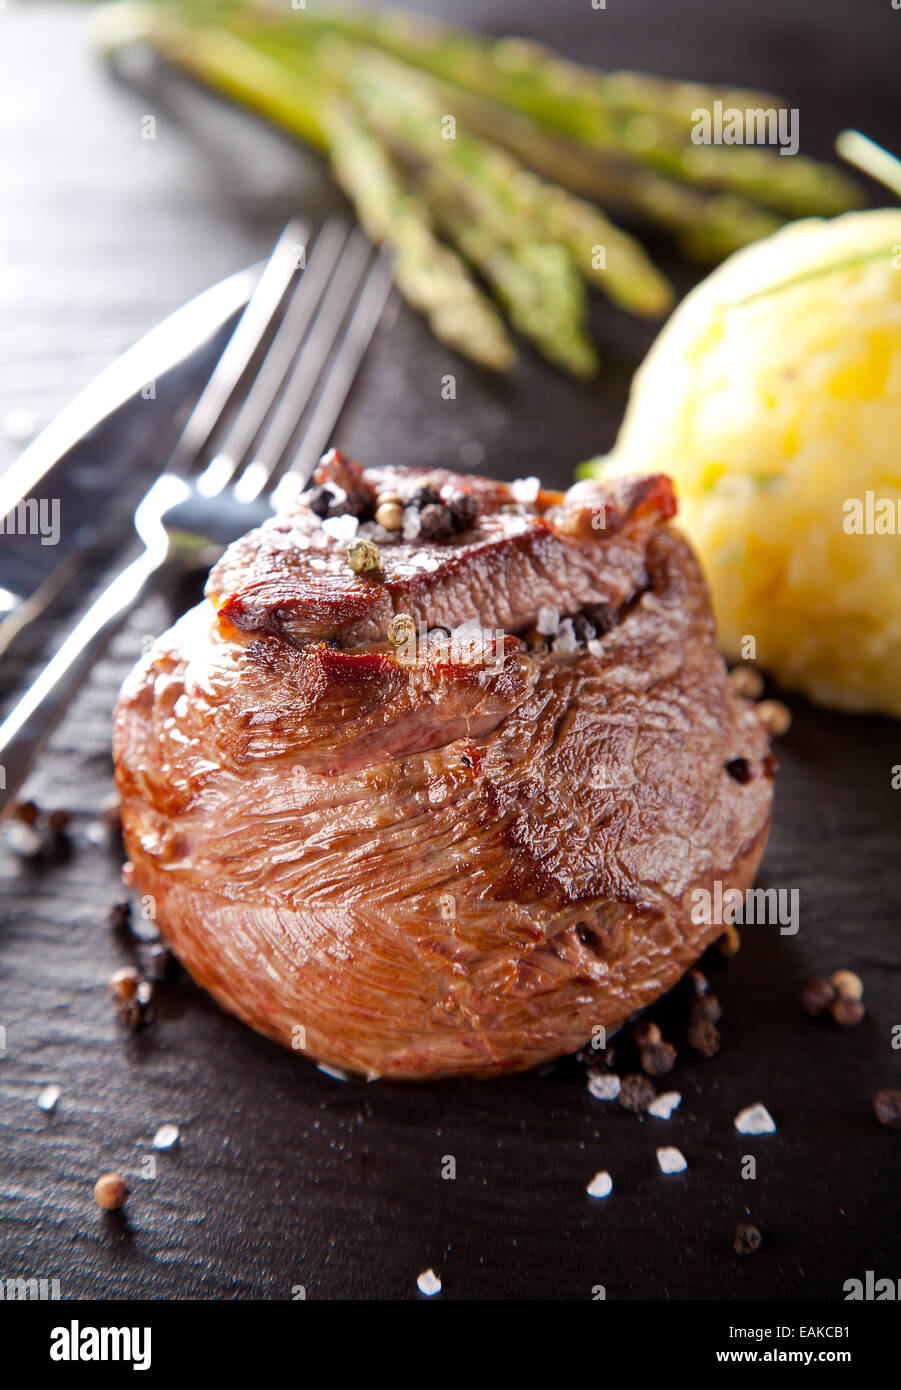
[167,216,308,475]
[231,230,376,503]
[200,218,352,492]
[285,249,396,493]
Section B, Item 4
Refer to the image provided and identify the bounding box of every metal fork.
[0,219,394,818]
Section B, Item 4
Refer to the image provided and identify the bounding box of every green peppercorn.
[347,539,381,573]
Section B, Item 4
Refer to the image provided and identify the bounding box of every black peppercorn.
[618,1073,656,1113]
[108,900,132,933]
[734,1223,762,1255]
[140,942,174,984]
[408,482,442,509]
[686,1019,721,1056]
[800,977,837,1015]
[446,489,478,530]
[45,816,72,865]
[334,488,373,521]
[873,1088,901,1128]
[418,503,455,539]
[303,485,334,518]
[523,628,550,657]
[690,993,722,1025]
[586,602,615,634]
[640,1041,677,1076]
[572,614,597,645]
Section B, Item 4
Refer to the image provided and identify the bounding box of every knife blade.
[0,260,260,657]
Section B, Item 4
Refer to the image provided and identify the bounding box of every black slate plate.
[1,278,898,1305]
[1,0,899,1305]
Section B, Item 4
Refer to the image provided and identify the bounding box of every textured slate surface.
[0,0,899,1301]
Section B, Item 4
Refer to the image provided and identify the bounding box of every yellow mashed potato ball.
[592,209,901,717]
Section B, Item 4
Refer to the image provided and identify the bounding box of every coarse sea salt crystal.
[417,1268,441,1297]
[587,1072,621,1102]
[656,1146,687,1174]
[647,1091,681,1120]
[321,514,359,545]
[153,1123,180,1150]
[511,476,541,505]
[586,1170,613,1199]
[317,1062,350,1082]
[308,558,327,572]
[409,550,440,572]
[587,638,605,658]
[536,604,559,636]
[37,1085,60,1112]
[551,619,578,655]
[734,1103,776,1135]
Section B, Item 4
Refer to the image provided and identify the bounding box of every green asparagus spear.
[104,2,782,266]
[331,52,784,264]
[91,0,854,377]
[421,180,598,380]
[348,49,672,318]
[332,59,595,374]
[96,4,516,370]
[326,104,517,370]
[267,6,861,217]
[444,94,787,262]
[93,2,332,149]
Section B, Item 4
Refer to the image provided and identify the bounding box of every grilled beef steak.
[113,453,774,1080]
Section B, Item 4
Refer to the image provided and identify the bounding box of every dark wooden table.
[0,0,898,1301]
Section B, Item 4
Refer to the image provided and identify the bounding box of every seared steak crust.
[209,455,675,646]
[114,460,773,1079]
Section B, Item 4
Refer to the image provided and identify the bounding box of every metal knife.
[0,261,259,659]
